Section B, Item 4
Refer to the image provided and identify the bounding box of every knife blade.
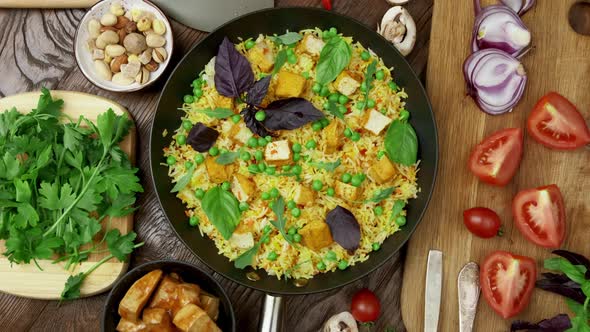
[458,262,480,332]
[424,250,443,332]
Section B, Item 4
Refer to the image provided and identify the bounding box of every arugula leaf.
[309,158,341,172]
[326,101,345,120]
[270,196,294,245]
[315,35,352,85]
[106,229,137,261]
[273,49,288,74]
[195,107,234,119]
[215,152,240,165]
[234,228,272,269]
[366,187,395,204]
[201,186,241,239]
[171,164,195,193]
[272,32,302,45]
[384,120,418,166]
[361,60,378,109]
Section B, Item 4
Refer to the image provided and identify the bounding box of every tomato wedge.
[468,128,523,186]
[513,184,566,248]
[481,251,537,319]
[527,92,590,150]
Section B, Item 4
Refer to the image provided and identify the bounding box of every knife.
[424,250,443,332]
[458,262,480,332]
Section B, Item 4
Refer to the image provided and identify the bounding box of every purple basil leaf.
[536,272,586,304]
[246,76,271,106]
[263,98,325,130]
[511,314,571,332]
[187,122,219,152]
[240,106,274,138]
[214,37,254,97]
[553,250,590,278]
[326,206,361,253]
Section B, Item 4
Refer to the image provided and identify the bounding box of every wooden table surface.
[0,1,432,331]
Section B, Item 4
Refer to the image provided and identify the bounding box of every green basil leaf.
[581,281,590,299]
[234,229,271,269]
[315,36,352,85]
[384,120,418,166]
[201,186,241,239]
[215,152,240,165]
[545,258,588,285]
[309,158,341,172]
[197,108,234,119]
[273,49,287,74]
[269,196,293,244]
[170,165,195,193]
[273,32,302,45]
[365,187,395,204]
[326,101,344,120]
[389,200,406,222]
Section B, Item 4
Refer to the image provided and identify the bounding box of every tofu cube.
[323,120,344,154]
[116,318,147,332]
[275,71,306,98]
[299,34,325,56]
[118,269,163,322]
[334,71,361,96]
[229,232,254,249]
[335,181,362,201]
[148,275,181,313]
[362,109,392,135]
[248,42,274,73]
[368,157,397,184]
[205,157,233,183]
[293,185,315,206]
[264,140,291,165]
[177,283,202,310]
[215,95,234,110]
[172,303,221,332]
[231,174,257,202]
[229,122,253,145]
[299,220,333,251]
[143,308,175,332]
[199,292,220,321]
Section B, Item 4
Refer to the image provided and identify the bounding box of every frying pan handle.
[259,294,284,332]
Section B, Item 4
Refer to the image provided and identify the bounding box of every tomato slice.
[513,184,566,248]
[527,92,590,150]
[481,251,537,319]
[468,128,523,186]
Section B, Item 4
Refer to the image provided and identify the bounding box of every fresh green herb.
[384,119,418,166]
[234,226,272,269]
[170,164,195,192]
[361,60,378,110]
[389,200,406,222]
[201,186,241,239]
[193,107,235,119]
[566,299,590,332]
[326,101,345,120]
[308,158,341,172]
[365,187,395,203]
[545,258,588,286]
[273,49,288,74]
[215,151,240,165]
[269,196,294,245]
[315,35,352,85]
[272,32,302,45]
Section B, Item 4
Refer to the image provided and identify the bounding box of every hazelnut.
[146,34,165,48]
[100,13,117,26]
[88,19,101,38]
[114,15,130,29]
[152,47,167,63]
[125,21,137,33]
[136,16,152,32]
[123,33,147,54]
[110,2,124,16]
[110,54,128,73]
[94,60,112,81]
[112,72,135,85]
[152,19,166,35]
[144,60,159,72]
[135,67,150,84]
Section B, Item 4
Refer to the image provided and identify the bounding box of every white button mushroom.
[322,312,359,332]
[377,6,417,56]
[386,0,410,4]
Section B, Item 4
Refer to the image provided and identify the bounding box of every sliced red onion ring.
[472,3,531,57]
[464,49,527,115]
[500,0,535,16]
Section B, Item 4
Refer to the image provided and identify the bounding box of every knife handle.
[0,0,98,8]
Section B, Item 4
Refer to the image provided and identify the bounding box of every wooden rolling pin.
[0,0,98,8]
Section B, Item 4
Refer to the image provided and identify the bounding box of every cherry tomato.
[468,128,523,186]
[527,92,590,150]
[322,0,332,10]
[513,184,566,248]
[351,288,380,322]
[463,207,501,238]
[481,251,537,319]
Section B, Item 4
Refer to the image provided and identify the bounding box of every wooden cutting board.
[401,0,590,330]
[0,91,136,300]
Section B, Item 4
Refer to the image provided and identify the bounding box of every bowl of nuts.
[75,0,173,92]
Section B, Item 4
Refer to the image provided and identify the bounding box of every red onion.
[463,49,527,115]
[500,0,535,16]
[472,1,531,57]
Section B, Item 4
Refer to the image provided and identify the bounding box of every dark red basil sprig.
[187,123,219,152]
[511,314,571,332]
[326,206,361,253]
[246,75,272,107]
[536,272,586,304]
[263,98,325,130]
[241,106,274,138]
[214,37,255,98]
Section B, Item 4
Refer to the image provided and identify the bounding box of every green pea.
[195,189,205,199]
[338,94,348,105]
[355,101,366,110]
[320,86,330,97]
[258,163,266,172]
[380,108,387,115]
[399,109,410,121]
[194,153,205,164]
[312,82,322,93]
[286,49,295,56]
[287,54,298,64]
[221,182,231,191]
[312,180,323,191]
[338,260,348,270]
[287,200,297,210]
[359,174,366,181]
[166,156,176,165]
[239,201,249,211]
[322,30,331,39]
[306,140,317,149]
[245,40,256,49]
[258,137,268,147]
[377,150,385,160]
[267,188,278,199]
[291,207,301,217]
[193,88,203,98]
[327,187,335,196]
[209,146,219,156]
[247,137,258,148]
[361,51,370,61]
[367,99,376,108]
[189,216,199,226]
[255,110,266,121]
[261,192,271,200]
[372,243,381,251]
[285,227,295,236]
[240,151,251,161]
[292,143,302,153]
[341,173,352,183]
[265,166,276,175]
[374,206,383,216]
[220,148,229,154]
[183,95,194,103]
[267,251,278,261]
[264,225,272,233]
[302,71,310,79]
[265,135,272,142]
[351,175,363,187]
[293,234,302,243]
[344,128,352,138]
[396,216,407,226]
[337,104,347,115]
[292,153,301,162]
[360,82,367,92]
[328,27,337,36]
[182,120,192,130]
[292,165,302,175]
[389,81,399,91]
[326,251,337,261]
[282,165,292,171]
[375,70,385,80]
[312,121,322,131]
[185,161,194,169]
[191,79,203,88]
[351,132,361,142]
[231,114,241,124]
[255,150,263,161]
[262,236,270,244]
[248,164,260,173]
[177,135,186,145]
[317,261,326,270]
[328,93,339,103]
[320,118,330,128]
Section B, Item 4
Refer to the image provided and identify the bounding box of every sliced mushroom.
[386,0,409,4]
[321,312,359,332]
[377,6,417,56]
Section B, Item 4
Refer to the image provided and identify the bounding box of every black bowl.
[101,260,236,332]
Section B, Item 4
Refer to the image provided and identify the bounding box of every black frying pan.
[149,7,438,330]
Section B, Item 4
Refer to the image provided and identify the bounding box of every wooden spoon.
[569,2,590,35]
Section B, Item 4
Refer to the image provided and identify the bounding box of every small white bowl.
[74,0,174,92]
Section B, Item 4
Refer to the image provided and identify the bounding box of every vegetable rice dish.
[163,27,420,280]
